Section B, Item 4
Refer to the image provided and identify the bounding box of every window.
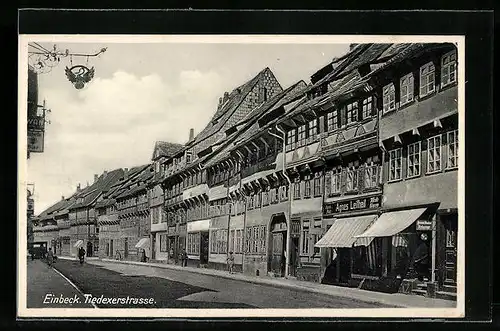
[187,232,200,255]
[427,135,442,173]
[346,167,358,191]
[447,130,459,169]
[441,50,457,87]
[400,73,414,105]
[313,177,321,197]
[254,193,261,208]
[308,119,318,140]
[280,185,289,201]
[186,151,192,164]
[293,182,301,199]
[420,62,435,96]
[362,97,373,119]
[211,229,218,253]
[389,148,402,181]
[273,188,279,203]
[301,227,309,255]
[235,229,243,253]
[248,194,254,210]
[330,170,341,194]
[383,83,396,113]
[286,130,296,151]
[304,178,311,198]
[346,102,359,124]
[297,125,307,147]
[407,141,421,178]
[229,230,235,253]
[364,163,379,188]
[160,234,167,252]
[327,110,339,131]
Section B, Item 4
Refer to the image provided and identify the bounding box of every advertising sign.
[324,195,381,215]
[416,220,433,231]
[28,130,44,153]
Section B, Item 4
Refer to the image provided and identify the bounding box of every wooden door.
[444,218,458,284]
[270,231,285,276]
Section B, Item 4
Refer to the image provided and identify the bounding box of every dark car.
[28,242,48,260]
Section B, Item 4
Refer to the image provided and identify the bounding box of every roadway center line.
[52,266,98,309]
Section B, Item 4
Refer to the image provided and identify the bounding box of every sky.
[26,40,350,214]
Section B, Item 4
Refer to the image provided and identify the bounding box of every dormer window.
[383,83,396,113]
[400,73,414,106]
[362,97,374,119]
[346,101,359,125]
[186,150,192,164]
[419,62,436,97]
[441,50,457,87]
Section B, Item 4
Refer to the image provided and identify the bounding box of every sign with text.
[416,220,433,231]
[28,116,45,131]
[28,130,44,153]
[324,195,381,215]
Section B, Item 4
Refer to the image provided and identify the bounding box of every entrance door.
[110,239,114,258]
[290,238,299,277]
[151,235,156,260]
[86,241,93,257]
[200,232,209,265]
[270,231,286,276]
[444,216,458,284]
[337,248,351,284]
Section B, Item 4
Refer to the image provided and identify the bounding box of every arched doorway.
[87,241,93,257]
[268,213,288,277]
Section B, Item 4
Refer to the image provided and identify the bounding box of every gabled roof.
[114,164,153,200]
[188,67,275,147]
[152,141,184,161]
[69,168,124,209]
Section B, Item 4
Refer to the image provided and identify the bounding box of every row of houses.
[33,42,459,299]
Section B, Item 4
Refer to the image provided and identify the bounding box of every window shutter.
[358,166,365,191]
[324,171,332,196]
[340,169,347,193]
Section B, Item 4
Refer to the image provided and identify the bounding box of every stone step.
[442,285,457,293]
[411,289,427,296]
[436,290,457,301]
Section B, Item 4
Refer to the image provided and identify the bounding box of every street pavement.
[49,259,393,309]
[26,259,94,308]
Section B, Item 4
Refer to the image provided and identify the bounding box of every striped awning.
[135,238,150,249]
[73,240,83,248]
[314,215,377,248]
[355,208,427,238]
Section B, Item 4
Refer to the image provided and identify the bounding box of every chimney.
[349,43,359,51]
[223,92,229,103]
[76,183,81,192]
[217,97,223,110]
[94,174,99,183]
[124,168,129,179]
[61,196,65,200]
[103,170,108,177]
[189,128,194,141]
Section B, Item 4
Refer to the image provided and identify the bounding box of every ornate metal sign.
[65,65,95,89]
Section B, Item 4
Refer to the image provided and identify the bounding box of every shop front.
[186,219,210,267]
[316,194,382,286]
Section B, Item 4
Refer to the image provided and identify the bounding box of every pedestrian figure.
[47,248,54,268]
[78,246,86,265]
[226,251,235,274]
[181,248,188,267]
[169,247,174,264]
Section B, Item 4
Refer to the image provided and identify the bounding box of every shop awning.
[314,215,377,248]
[73,240,83,248]
[355,208,427,238]
[135,238,150,249]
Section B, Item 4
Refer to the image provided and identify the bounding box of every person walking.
[226,251,235,274]
[78,246,86,264]
[181,248,188,267]
[46,247,54,268]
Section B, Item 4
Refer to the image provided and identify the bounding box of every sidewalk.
[90,258,456,308]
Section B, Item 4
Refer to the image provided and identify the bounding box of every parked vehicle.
[28,242,47,260]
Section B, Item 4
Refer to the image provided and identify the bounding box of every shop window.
[400,73,414,106]
[160,234,167,252]
[286,130,296,152]
[235,229,243,253]
[420,62,436,97]
[293,182,301,199]
[210,229,218,253]
[441,50,457,87]
[352,238,383,277]
[313,177,322,197]
[362,96,373,119]
[346,166,359,192]
[308,119,318,141]
[427,135,442,173]
[407,141,421,178]
[327,109,339,131]
[383,83,396,113]
[297,125,307,147]
[229,230,235,253]
[447,130,458,169]
[389,148,402,181]
[304,178,312,198]
[301,227,310,255]
[346,101,359,124]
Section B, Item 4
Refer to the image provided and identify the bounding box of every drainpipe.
[268,124,292,278]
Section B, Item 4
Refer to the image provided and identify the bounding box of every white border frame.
[18,34,465,319]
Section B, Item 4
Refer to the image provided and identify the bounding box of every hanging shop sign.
[324,195,381,215]
[416,220,433,231]
[65,65,95,90]
[27,116,45,131]
[28,130,44,153]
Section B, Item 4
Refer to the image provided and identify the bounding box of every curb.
[95,258,419,308]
